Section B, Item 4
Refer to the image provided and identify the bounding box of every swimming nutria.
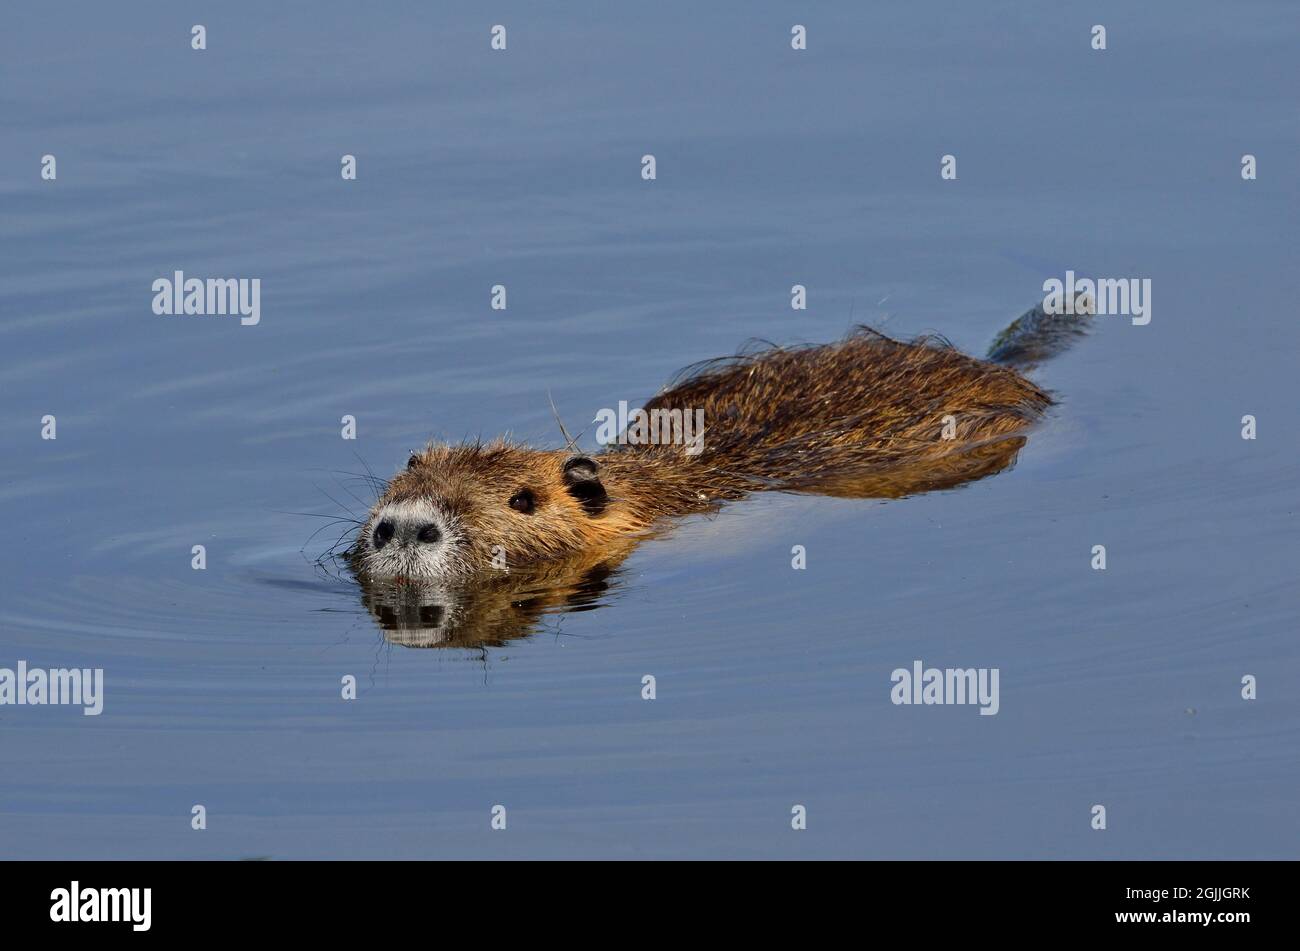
[351,301,1085,585]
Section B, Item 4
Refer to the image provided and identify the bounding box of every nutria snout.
[351,310,1086,585]
[369,508,441,551]
[369,515,439,549]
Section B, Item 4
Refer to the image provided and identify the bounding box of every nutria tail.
[985,293,1092,370]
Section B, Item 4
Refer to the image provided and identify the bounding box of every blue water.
[1,1,1297,858]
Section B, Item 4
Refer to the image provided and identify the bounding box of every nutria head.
[354,441,614,582]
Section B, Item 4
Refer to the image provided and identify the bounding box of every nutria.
[349,300,1086,588]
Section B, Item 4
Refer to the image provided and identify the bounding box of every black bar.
[0,860,1279,937]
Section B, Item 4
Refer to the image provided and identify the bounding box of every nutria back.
[602,328,1052,504]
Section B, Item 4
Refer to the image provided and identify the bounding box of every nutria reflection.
[351,540,639,648]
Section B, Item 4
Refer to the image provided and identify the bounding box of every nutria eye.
[508,489,536,514]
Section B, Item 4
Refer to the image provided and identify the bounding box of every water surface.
[1,1,1297,858]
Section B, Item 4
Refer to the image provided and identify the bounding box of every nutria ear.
[562,456,608,515]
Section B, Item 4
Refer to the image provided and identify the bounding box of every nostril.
[416,523,441,545]
[372,520,396,549]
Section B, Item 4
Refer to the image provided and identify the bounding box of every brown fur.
[357,327,1051,582]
